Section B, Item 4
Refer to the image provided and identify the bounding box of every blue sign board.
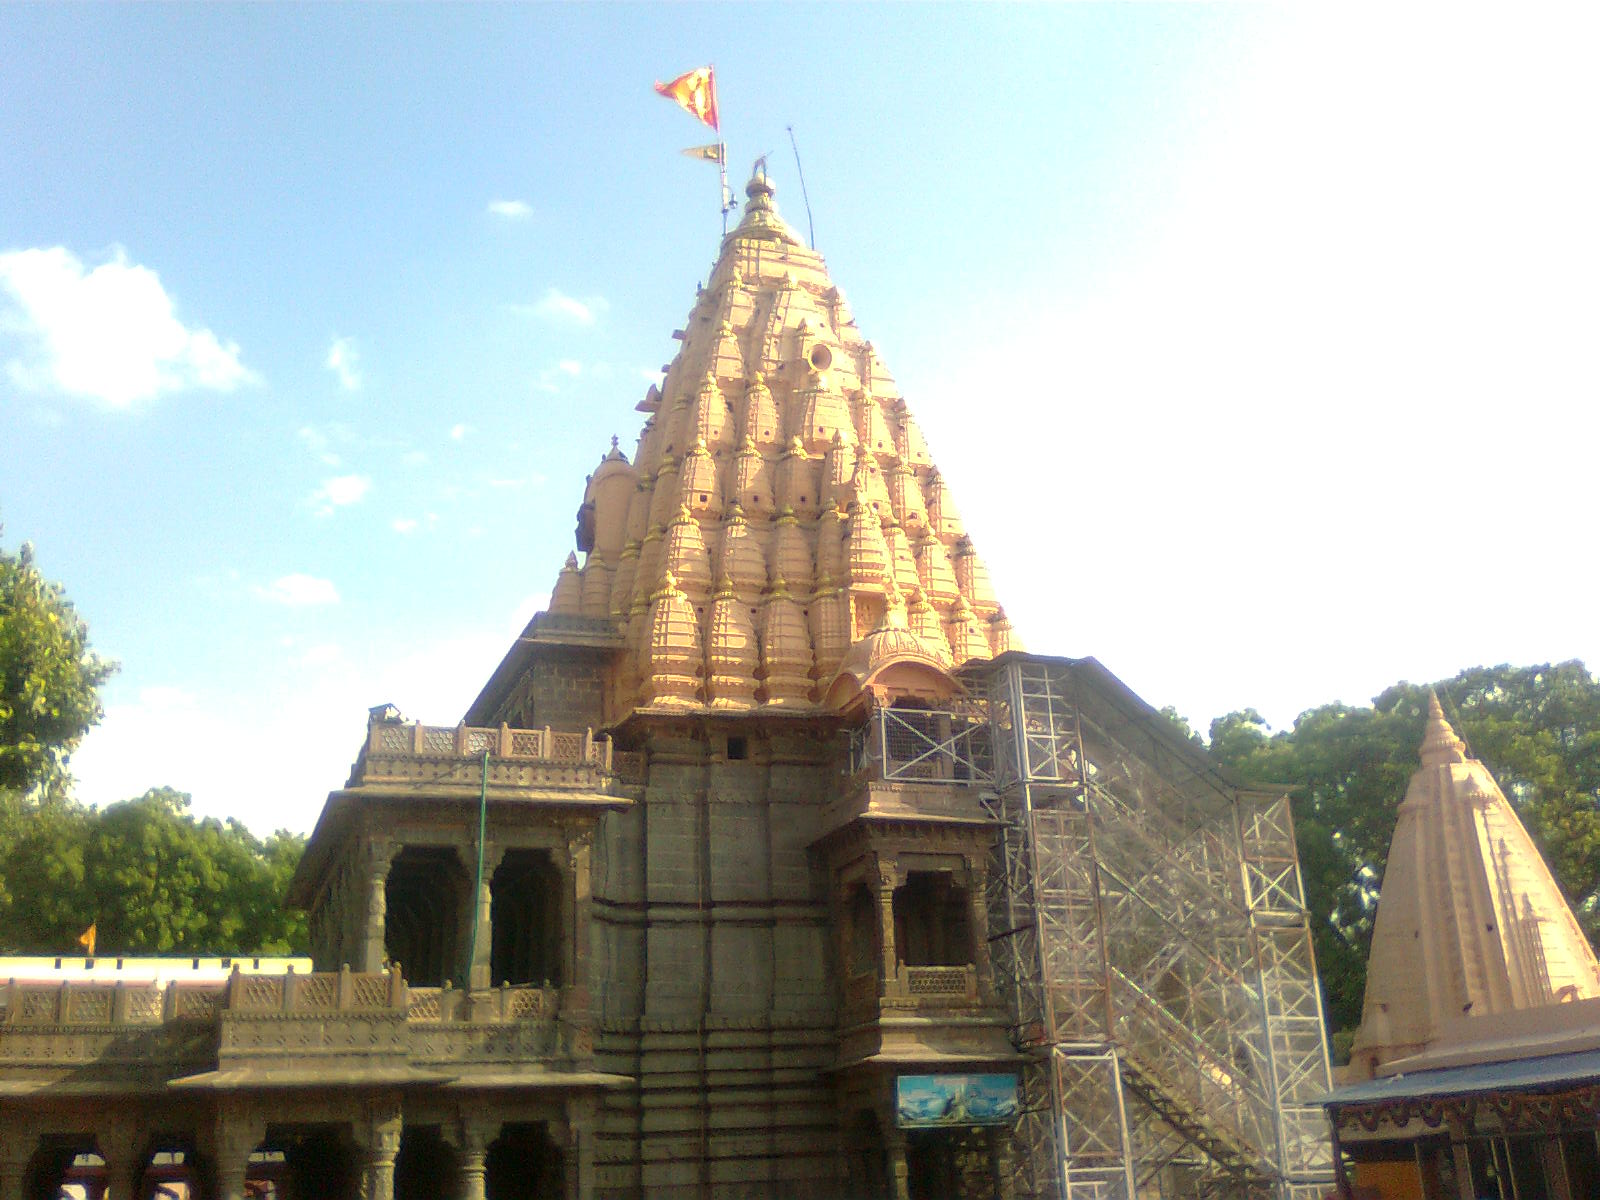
[895,1073,1020,1128]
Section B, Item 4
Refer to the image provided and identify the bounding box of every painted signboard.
[895,1073,1020,1128]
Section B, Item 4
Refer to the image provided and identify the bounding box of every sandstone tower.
[0,169,1333,1200]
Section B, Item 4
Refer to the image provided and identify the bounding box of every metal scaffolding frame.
[980,658,1334,1200]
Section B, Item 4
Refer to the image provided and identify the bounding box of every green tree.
[1209,663,1600,1043]
[81,788,308,955]
[0,535,116,796]
[0,788,307,956]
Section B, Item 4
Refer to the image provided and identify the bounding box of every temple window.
[892,871,973,968]
[386,846,465,987]
[490,850,563,987]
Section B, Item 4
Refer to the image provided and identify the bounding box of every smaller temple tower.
[1325,694,1600,1200]
[1347,693,1600,1079]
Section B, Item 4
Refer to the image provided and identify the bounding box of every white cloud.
[401,449,429,466]
[297,425,341,467]
[308,473,372,516]
[0,246,258,408]
[487,199,533,220]
[449,423,470,441]
[557,359,582,376]
[391,517,419,535]
[325,336,361,390]
[252,573,341,607]
[527,287,607,326]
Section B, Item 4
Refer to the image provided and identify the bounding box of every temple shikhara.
[0,170,1339,1200]
[1322,697,1600,1199]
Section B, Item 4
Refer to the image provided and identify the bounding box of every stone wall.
[495,647,608,732]
[590,721,843,1199]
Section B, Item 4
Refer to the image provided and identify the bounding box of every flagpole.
[720,143,731,237]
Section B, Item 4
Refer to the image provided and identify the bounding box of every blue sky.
[4,5,1597,834]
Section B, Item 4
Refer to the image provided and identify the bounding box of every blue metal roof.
[1320,1048,1600,1106]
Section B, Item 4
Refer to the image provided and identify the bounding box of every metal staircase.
[981,657,1334,1200]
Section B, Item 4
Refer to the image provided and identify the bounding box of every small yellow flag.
[680,143,725,165]
[77,923,97,957]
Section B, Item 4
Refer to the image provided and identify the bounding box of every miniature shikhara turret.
[1347,692,1600,1079]
[540,166,1020,712]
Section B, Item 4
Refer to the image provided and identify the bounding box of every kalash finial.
[1420,690,1468,768]
[734,159,799,246]
[747,157,774,203]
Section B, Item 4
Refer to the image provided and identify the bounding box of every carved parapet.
[350,722,615,788]
[0,980,223,1085]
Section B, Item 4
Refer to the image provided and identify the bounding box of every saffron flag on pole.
[78,923,97,957]
[680,143,725,164]
[655,66,719,131]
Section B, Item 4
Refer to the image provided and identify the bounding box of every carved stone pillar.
[0,1119,36,1200]
[876,858,901,994]
[357,1096,402,1200]
[210,1101,263,1200]
[363,842,394,973]
[884,1120,910,1200]
[564,832,595,1013]
[966,859,994,985]
[467,844,503,991]
[96,1127,143,1200]
[563,1102,596,1200]
[450,1118,492,1200]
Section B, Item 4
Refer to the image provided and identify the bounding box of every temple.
[0,169,1333,1200]
[1322,695,1600,1199]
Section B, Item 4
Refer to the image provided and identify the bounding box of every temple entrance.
[485,1123,564,1200]
[394,1127,457,1200]
[905,1128,999,1200]
[274,1126,360,1200]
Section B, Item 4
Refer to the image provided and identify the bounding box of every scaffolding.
[980,657,1334,1200]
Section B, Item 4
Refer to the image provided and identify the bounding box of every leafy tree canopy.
[0,534,116,796]
[1207,662,1600,1043]
[0,787,307,956]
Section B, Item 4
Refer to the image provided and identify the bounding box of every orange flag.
[78,923,97,957]
[655,66,719,131]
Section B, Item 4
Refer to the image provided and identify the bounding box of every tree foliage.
[1208,662,1600,1042]
[0,787,307,955]
[0,536,116,796]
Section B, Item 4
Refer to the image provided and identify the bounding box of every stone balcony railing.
[840,963,983,1016]
[1,970,586,1078]
[350,721,620,790]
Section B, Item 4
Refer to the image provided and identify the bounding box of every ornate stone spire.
[758,576,813,706]
[642,572,702,707]
[1419,690,1467,767]
[1348,696,1600,1079]
[705,577,759,710]
[537,166,1014,713]
[549,553,582,615]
